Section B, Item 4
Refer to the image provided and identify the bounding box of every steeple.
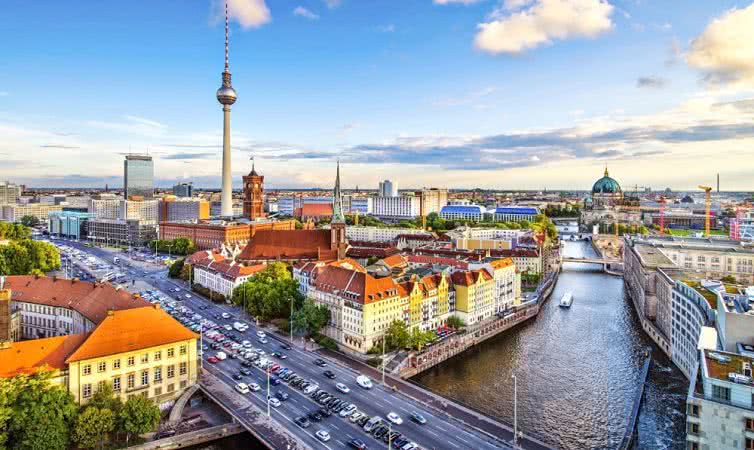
[604,166,609,177]
[249,155,258,176]
[332,160,345,224]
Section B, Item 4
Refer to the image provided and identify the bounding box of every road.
[48,238,510,450]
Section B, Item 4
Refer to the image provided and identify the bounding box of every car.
[348,439,368,449]
[356,375,373,389]
[294,416,311,428]
[241,360,253,368]
[280,343,292,350]
[323,370,336,379]
[256,330,266,338]
[268,397,281,408]
[248,383,261,391]
[318,407,332,417]
[387,431,401,444]
[315,430,331,442]
[314,358,327,367]
[373,426,388,439]
[308,411,323,422]
[364,416,383,432]
[270,377,281,386]
[400,443,417,450]
[207,356,219,364]
[221,312,231,319]
[258,337,268,344]
[409,412,427,425]
[173,288,180,292]
[303,383,319,394]
[339,404,357,418]
[235,383,250,394]
[275,391,289,401]
[386,412,403,425]
[240,368,252,376]
[232,373,243,381]
[393,438,409,449]
[270,363,280,372]
[215,351,227,360]
[335,383,350,394]
[349,411,364,422]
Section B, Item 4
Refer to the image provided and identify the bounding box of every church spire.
[604,166,609,177]
[332,160,345,224]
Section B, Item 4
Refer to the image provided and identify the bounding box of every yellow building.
[451,269,495,325]
[0,305,198,407]
[399,273,450,331]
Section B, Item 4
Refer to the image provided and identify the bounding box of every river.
[413,240,687,450]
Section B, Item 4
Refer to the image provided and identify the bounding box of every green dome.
[592,168,621,194]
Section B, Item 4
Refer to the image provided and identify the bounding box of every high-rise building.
[216,1,237,218]
[172,182,193,198]
[0,181,21,205]
[418,188,448,216]
[159,197,210,222]
[373,195,421,219]
[378,180,398,197]
[242,160,265,220]
[123,155,154,200]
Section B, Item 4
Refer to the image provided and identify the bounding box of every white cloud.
[212,0,271,29]
[474,0,614,55]
[687,3,754,87]
[324,0,341,9]
[293,6,320,20]
[434,0,482,5]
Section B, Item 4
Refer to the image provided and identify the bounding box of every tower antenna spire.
[224,0,230,72]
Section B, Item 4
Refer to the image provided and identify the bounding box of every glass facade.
[124,155,154,199]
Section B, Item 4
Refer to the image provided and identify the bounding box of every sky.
[1,0,754,191]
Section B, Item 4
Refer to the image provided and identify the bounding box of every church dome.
[592,168,621,194]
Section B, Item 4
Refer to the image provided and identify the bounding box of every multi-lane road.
[48,238,510,450]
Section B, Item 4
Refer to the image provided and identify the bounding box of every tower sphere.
[217,85,237,106]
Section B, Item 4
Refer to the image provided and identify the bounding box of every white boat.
[559,292,573,308]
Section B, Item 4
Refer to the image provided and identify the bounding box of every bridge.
[561,256,624,275]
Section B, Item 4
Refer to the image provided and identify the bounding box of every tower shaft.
[220,106,233,217]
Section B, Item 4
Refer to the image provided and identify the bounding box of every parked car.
[294,417,311,428]
[235,383,250,394]
[387,412,403,425]
[348,439,368,449]
[315,430,331,442]
[335,383,350,394]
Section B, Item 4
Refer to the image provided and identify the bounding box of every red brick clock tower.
[242,161,265,220]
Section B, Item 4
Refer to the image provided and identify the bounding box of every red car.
[207,356,219,364]
[223,342,232,348]
[270,364,280,372]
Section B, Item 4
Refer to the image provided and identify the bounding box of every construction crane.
[699,185,712,237]
[658,196,666,235]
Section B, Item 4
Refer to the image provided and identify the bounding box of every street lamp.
[512,374,518,448]
[266,367,271,417]
[382,337,386,386]
[290,297,294,345]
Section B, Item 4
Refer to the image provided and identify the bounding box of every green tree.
[19,216,40,228]
[292,299,330,336]
[231,263,303,322]
[88,383,122,415]
[0,239,61,276]
[721,275,737,284]
[168,258,185,278]
[409,328,435,351]
[384,320,410,351]
[73,407,115,449]
[118,396,160,445]
[446,315,466,330]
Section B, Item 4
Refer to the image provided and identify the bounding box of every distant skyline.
[1,0,754,190]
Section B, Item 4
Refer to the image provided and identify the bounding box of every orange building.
[159,219,296,250]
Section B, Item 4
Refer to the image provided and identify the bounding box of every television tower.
[217,0,237,218]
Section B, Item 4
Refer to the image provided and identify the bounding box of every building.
[445,227,528,251]
[159,197,210,222]
[277,196,332,216]
[1,203,62,223]
[294,203,333,222]
[242,162,265,220]
[418,188,448,216]
[120,199,159,223]
[0,181,21,205]
[398,272,452,332]
[378,180,398,197]
[209,201,243,218]
[48,211,96,239]
[188,250,266,299]
[731,210,754,242]
[686,349,754,450]
[172,182,194,198]
[489,248,542,274]
[216,6,237,218]
[87,219,157,247]
[450,269,495,325]
[440,204,486,222]
[124,154,154,200]
[494,206,539,223]
[88,195,121,219]
[159,219,296,250]
[348,196,373,215]
[373,195,421,219]
[346,226,432,243]
[581,168,642,227]
[478,258,517,314]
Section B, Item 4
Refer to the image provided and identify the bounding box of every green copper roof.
[592,167,621,194]
[332,161,345,223]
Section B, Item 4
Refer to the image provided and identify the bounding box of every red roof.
[0,333,89,377]
[239,229,337,261]
[346,247,400,259]
[313,265,401,304]
[5,276,151,324]
[190,250,266,281]
[406,254,469,269]
[450,269,492,286]
[296,203,333,218]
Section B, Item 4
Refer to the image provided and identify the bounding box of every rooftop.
[0,333,89,378]
[632,243,675,267]
[703,349,754,386]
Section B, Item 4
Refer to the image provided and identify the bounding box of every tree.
[721,275,737,284]
[88,383,122,415]
[446,315,466,330]
[0,239,61,276]
[408,327,435,351]
[231,263,303,322]
[168,258,185,278]
[0,222,31,241]
[20,216,40,228]
[118,396,160,444]
[73,406,115,449]
[384,320,410,351]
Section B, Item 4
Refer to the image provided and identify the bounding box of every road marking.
[426,429,440,438]
[336,441,345,446]
[436,425,449,432]
[448,441,461,448]
[331,424,339,430]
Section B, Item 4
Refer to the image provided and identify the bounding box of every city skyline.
[1,0,754,190]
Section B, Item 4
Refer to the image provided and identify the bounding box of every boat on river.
[559,292,573,308]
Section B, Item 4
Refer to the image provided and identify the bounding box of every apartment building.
[188,250,265,299]
[450,269,495,325]
[373,195,421,219]
[346,226,432,243]
[159,197,210,222]
[0,181,21,205]
[398,272,451,332]
[1,203,62,223]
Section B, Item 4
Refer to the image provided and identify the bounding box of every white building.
[373,195,420,219]
[119,199,159,223]
[378,180,398,197]
[346,226,431,243]
[439,205,485,221]
[494,206,539,223]
[187,250,265,299]
[0,181,21,205]
[1,203,62,223]
[88,197,122,219]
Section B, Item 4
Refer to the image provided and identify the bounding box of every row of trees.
[0,222,31,241]
[0,372,160,450]
[544,204,581,218]
[231,263,330,337]
[147,237,196,256]
[374,320,438,353]
[19,216,41,228]
[0,236,61,276]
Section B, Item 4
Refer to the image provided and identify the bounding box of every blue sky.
[1,0,753,190]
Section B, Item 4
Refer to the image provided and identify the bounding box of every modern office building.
[378,180,398,197]
[346,226,431,243]
[418,188,448,216]
[348,196,373,215]
[373,195,421,219]
[1,203,62,223]
[87,195,121,219]
[0,181,21,205]
[494,206,539,223]
[119,199,159,223]
[124,154,154,200]
[172,182,194,198]
[47,211,96,239]
[440,204,486,221]
[159,197,210,222]
[87,219,157,247]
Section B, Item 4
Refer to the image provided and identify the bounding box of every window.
[712,384,731,402]
[154,351,162,361]
[747,438,754,450]
[687,443,699,450]
[82,383,92,398]
[180,380,187,389]
[167,383,174,393]
[141,370,149,386]
[167,348,175,358]
[154,367,162,383]
[167,365,175,379]
[746,418,754,432]
[82,364,91,376]
[127,356,135,367]
[179,345,187,355]
[141,353,149,364]
[179,362,187,376]
[154,387,162,396]
[113,359,121,370]
[98,361,106,373]
[97,380,106,392]
[127,373,135,389]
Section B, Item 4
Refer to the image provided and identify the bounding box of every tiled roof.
[406,254,469,270]
[488,248,539,258]
[0,333,89,377]
[5,276,150,324]
[190,250,266,280]
[450,269,492,286]
[297,203,333,218]
[66,305,198,363]
[381,254,408,268]
[239,229,337,261]
[313,265,401,304]
[346,247,400,259]
[396,234,436,241]
[489,258,515,269]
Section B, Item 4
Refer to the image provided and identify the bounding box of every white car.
[356,375,373,389]
[256,330,266,338]
[216,352,227,361]
[387,412,403,425]
[303,384,319,395]
[173,288,180,292]
[248,383,261,391]
[315,430,331,442]
[268,397,281,408]
[235,383,250,394]
[335,383,350,394]
[258,337,268,344]
[339,404,357,418]
[242,340,252,348]
[184,294,191,299]
[221,313,231,319]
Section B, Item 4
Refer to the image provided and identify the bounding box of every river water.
[413,241,687,450]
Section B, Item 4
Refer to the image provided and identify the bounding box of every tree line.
[0,222,61,276]
[147,237,196,256]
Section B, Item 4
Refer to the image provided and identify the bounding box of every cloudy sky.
[1,0,753,191]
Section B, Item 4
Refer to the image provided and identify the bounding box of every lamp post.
[266,367,271,417]
[512,374,518,448]
[290,297,294,345]
[382,337,386,386]
[387,423,392,449]
[200,323,204,370]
